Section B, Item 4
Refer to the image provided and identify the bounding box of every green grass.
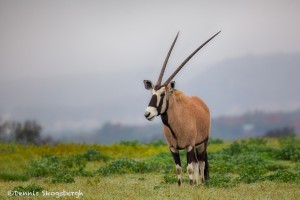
[0,136,300,199]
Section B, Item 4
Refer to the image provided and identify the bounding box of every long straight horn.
[156,32,180,87]
[163,31,221,86]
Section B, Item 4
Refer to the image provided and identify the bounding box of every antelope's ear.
[170,81,175,91]
[143,80,153,90]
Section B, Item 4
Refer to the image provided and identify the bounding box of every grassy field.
[0,137,300,199]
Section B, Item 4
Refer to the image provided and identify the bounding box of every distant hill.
[92,122,162,143]
[80,109,300,144]
[185,53,300,117]
[211,109,300,140]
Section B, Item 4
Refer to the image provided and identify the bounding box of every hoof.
[193,180,198,185]
[178,180,181,186]
[189,179,193,185]
[205,175,210,180]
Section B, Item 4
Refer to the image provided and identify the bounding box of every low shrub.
[225,141,243,155]
[276,145,300,162]
[265,170,300,183]
[148,140,166,147]
[119,141,140,147]
[241,137,267,147]
[98,158,153,176]
[27,154,62,177]
[82,148,110,162]
[163,174,178,184]
[208,138,224,145]
[146,152,174,173]
[0,172,29,181]
[51,171,75,183]
[205,174,236,188]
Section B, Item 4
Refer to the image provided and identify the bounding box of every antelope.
[143,31,220,185]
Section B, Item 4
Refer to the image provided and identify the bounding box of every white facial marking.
[152,87,167,109]
[144,106,158,121]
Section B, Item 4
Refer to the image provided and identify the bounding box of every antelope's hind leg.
[196,142,209,183]
[193,160,199,185]
[170,147,182,186]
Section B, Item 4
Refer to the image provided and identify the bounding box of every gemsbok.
[143,31,220,185]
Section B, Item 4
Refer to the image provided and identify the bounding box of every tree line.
[0,120,54,145]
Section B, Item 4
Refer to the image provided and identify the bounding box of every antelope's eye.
[160,93,165,97]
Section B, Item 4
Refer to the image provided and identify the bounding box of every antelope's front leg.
[170,147,182,186]
[186,146,197,185]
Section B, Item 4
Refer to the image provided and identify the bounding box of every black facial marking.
[148,94,157,107]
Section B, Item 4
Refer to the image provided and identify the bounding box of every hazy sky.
[1,0,300,133]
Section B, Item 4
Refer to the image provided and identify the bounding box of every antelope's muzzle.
[144,106,158,121]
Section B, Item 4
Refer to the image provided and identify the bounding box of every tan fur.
[163,89,210,149]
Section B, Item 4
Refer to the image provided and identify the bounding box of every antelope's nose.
[144,111,151,118]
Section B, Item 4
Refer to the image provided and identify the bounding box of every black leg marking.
[186,147,197,164]
[204,151,209,180]
[171,150,181,167]
[170,149,182,186]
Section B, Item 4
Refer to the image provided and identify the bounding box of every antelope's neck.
[162,90,186,126]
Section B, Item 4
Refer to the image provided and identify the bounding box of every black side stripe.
[161,113,177,140]
[195,138,208,148]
